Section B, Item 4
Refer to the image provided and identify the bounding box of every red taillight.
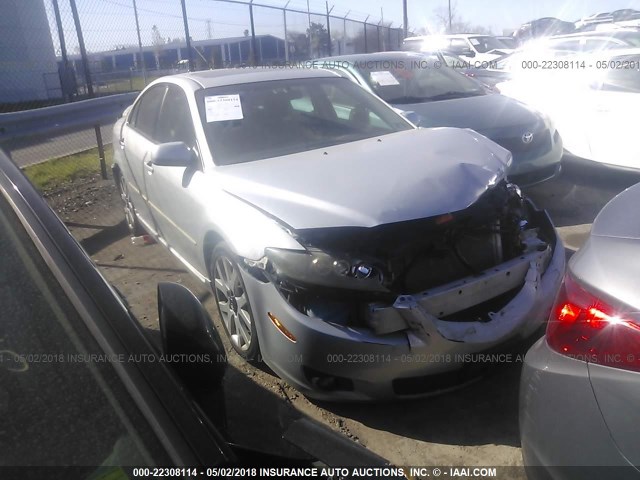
[547,274,640,372]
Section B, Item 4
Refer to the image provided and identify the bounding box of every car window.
[355,55,485,104]
[196,77,412,165]
[131,85,167,140]
[0,196,171,466]
[586,38,626,50]
[468,36,507,53]
[449,38,469,50]
[156,85,197,147]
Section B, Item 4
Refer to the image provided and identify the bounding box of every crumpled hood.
[217,127,511,230]
[395,94,544,138]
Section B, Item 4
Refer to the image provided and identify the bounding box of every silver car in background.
[113,68,564,400]
[520,183,640,479]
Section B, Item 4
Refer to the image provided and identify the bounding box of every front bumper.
[520,339,640,480]
[243,225,565,401]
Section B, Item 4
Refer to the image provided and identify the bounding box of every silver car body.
[114,68,564,400]
[520,183,640,478]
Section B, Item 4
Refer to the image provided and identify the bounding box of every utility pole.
[448,0,453,33]
[206,19,212,39]
[403,0,408,39]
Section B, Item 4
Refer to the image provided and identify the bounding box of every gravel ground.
[41,161,640,476]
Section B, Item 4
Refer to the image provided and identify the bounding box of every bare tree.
[433,2,492,34]
[151,25,165,69]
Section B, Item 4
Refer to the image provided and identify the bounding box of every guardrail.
[0,92,137,148]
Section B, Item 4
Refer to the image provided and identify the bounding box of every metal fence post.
[283,1,290,62]
[249,1,258,65]
[326,2,333,56]
[132,0,147,85]
[363,15,370,53]
[69,0,108,180]
[51,0,73,103]
[180,0,194,71]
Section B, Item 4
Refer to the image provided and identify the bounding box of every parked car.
[318,52,563,185]
[113,68,565,401]
[520,182,640,480]
[497,49,640,171]
[0,148,389,469]
[496,36,518,49]
[543,30,640,52]
[402,34,513,63]
[514,17,576,44]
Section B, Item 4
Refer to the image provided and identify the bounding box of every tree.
[307,22,329,57]
[243,29,249,37]
[432,2,492,34]
[152,25,165,47]
[151,25,166,69]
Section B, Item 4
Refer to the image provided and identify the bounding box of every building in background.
[0,0,61,103]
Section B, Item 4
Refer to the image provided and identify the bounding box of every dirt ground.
[41,162,639,477]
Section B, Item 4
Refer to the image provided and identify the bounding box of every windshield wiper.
[386,96,431,104]
[424,91,485,101]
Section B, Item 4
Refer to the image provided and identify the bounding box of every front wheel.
[118,173,144,236]
[209,243,260,360]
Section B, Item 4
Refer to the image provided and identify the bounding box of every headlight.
[262,248,388,292]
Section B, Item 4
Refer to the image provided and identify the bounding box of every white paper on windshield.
[370,71,400,86]
[205,94,243,122]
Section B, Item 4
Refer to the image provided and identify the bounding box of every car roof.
[551,29,638,39]
[169,67,339,90]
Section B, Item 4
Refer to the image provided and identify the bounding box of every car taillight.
[547,274,640,373]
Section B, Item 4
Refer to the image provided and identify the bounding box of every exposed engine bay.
[251,181,556,333]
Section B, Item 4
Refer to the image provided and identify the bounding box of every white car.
[403,34,513,63]
[497,49,640,171]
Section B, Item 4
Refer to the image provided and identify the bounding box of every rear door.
[120,84,168,231]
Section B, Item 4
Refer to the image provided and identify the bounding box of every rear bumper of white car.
[242,224,565,401]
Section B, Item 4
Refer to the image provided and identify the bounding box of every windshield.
[469,36,510,53]
[196,77,412,165]
[355,56,486,104]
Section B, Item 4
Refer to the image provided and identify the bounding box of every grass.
[23,145,113,191]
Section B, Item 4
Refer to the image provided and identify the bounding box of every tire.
[209,242,260,360]
[118,173,144,236]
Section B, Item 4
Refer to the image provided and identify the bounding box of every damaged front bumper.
[241,207,565,401]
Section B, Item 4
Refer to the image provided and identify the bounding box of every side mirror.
[463,48,476,58]
[151,142,194,167]
[157,282,226,391]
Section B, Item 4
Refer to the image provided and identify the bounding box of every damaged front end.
[245,180,560,345]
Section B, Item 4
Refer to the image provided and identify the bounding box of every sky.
[44,0,640,53]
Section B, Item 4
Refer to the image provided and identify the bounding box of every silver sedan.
[113,68,564,400]
[520,183,640,478]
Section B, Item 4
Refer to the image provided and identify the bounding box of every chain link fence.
[1,0,408,188]
[0,0,409,248]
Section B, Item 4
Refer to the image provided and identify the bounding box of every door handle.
[119,138,125,148]
[144,161,154,174]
